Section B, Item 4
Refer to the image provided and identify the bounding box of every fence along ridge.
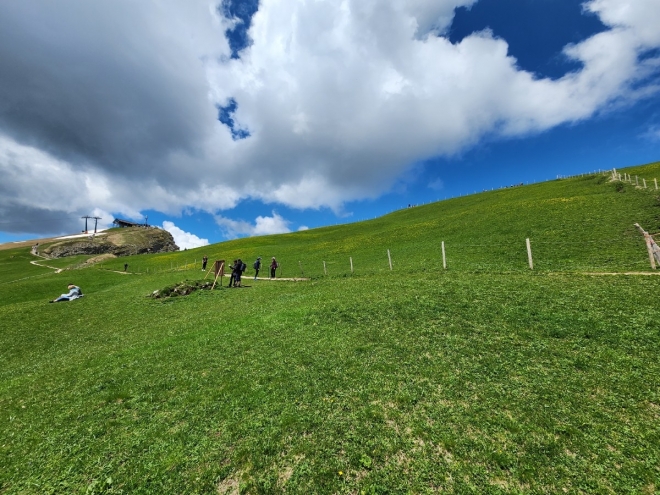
[139,230,657,275]
[610,168,659,190]
[119,167,659,274]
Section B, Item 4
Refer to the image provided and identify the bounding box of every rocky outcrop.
[150,280,214,298]
[42,227,179,259]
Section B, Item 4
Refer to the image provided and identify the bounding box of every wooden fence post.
[643,179,647,189]
[387,249,393,270]
[350,257,354,274]
[323,261,327,275]
[441,241,447,269]
[634,223,657,270]
[299,261,304,277]
[655,178,658,190]
[526,238,534,270]
[636,176,639,186]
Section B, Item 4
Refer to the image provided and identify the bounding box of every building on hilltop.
[113,218,144,228]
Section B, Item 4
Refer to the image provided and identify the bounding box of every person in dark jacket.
[253,257,261,280]
[234,259,245,287]
[270,257,278,279]
[228,260,237,287]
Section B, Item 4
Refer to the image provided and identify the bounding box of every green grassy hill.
[99,164,660,276]
[1,163,659,494]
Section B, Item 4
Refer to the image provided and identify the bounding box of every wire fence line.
[610,168,660,190]
[108,168,660,276]
[116,234,656,278]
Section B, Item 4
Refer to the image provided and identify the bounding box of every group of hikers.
[201,255,280,288]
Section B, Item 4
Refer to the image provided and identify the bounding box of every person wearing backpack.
[270,257,279,279]
[253,257,262,280]
[233,259,245,287]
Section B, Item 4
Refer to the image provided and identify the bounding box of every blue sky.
[1,0,659,248]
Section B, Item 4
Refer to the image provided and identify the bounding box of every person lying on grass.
[49,284,83,303]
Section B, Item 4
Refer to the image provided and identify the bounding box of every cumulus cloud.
[1,0,659,234]
[162,221,209,250]
[215,211,291,239]
[0,135,137,234]
[298,225,309,231]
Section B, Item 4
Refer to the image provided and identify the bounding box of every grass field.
[98,168,660,277]
[1,165,660,494]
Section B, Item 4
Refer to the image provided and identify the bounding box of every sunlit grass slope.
[1,162,659,494]
[102,164,660,276]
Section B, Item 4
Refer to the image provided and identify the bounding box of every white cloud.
[0,0,659,234]
[90,208,116,232]
[298,225,309,231]
[253,212,291,235]
[641,125,660,141]
[162,221,209,250]
[215,211,291,239]
[428,179,444,191]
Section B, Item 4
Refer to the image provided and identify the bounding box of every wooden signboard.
[204,259,225,289]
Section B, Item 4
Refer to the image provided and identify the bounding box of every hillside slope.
[1,162,659,494]
[102,163,660,275]
[38,226,179,258]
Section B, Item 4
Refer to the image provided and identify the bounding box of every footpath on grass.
[579,271,660,276]
[240,274,308,281]
[29,260,63,273]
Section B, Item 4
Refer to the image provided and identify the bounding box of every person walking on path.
[50,284,83,303]
[253,257,262,280]
[202,255,208,271]
[270,257,278,279]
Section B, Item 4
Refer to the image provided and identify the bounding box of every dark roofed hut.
[113,218,141,228]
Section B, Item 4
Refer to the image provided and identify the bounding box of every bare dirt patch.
[217,474,239,495]
[83,254,117,265]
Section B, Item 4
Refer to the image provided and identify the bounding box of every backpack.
[241,262,247,272]
[253,261,259,269]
